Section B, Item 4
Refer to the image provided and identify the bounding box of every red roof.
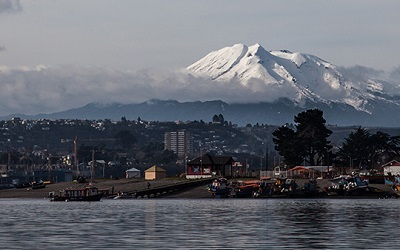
[382,160,400,167]
[288,166,315,172]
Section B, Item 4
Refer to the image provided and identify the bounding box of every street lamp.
[200,150,203,178]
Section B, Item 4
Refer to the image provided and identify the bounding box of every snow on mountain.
[187,43,398,113]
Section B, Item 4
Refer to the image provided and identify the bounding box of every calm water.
[0,198,399,249]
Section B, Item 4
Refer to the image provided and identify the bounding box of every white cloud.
[0,64,398,116]
[0,65,299,116]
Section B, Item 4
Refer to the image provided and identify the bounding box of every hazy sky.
[1,0,399,71]
[0,0,399,116]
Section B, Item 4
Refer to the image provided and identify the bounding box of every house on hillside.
[186,154,235,179]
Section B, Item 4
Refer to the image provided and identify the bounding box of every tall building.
[164,130,193,159]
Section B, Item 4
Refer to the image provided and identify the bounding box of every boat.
[253,177,324,198]
[325,175,369,196]
[31,180,46,189]
[385,176,400,192]
[49,185,104,202]
[112,192,137,199]
[230,180,260,198]
[207,178,230,198]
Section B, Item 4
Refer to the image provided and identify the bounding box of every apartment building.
[164,130,193,159]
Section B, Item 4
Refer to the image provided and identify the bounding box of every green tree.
[115,130,137,149]
[273,109,332,167]
[272,125,302,166]
[338,127,370,168]
[339,128,400,169]
[294,109,332,166]
[212,114,225,124]
[218,114,225,124]
[368,131,392,167]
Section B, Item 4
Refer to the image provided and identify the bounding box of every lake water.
[0,198,399,249]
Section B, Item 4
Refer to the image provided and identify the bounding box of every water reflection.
[0,198,400,249]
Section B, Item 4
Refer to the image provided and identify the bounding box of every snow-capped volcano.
[187,43,397,113]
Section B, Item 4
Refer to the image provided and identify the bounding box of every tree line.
[272,109,400,170]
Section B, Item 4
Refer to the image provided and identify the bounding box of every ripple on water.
[0,198,400,249]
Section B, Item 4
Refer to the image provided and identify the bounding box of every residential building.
[164,130,193,159]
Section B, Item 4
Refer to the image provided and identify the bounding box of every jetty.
[112,178,212,198]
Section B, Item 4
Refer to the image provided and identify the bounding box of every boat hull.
[51,193,103,202]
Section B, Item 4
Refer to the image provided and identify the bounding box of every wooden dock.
[114,178,213,198]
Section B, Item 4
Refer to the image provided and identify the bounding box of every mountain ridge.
[0,99,379,127]
[187,43,400,115]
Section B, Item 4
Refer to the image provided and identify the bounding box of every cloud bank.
[0,65,298,116]
[0,64,399,116]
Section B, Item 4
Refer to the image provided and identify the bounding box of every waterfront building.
[145,165,166,180]
[186,154,234,179]
[383,160,400,176]
[125,167,141,178]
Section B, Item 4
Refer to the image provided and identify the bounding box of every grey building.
[164,130,193,159]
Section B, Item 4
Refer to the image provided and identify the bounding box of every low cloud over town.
[0,64,400,116]
[0,65,297,116]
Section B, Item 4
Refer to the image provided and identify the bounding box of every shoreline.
[0,178,397,199]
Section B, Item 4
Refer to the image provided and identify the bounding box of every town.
[1,111,400,191]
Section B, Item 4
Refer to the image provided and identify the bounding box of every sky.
[0,0,400,116]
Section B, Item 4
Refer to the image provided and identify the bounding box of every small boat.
[112,192,137,199]
[253,178,324,198]
[385,176,400,192]
[325,175,368,196]
[230,180,260,198]
[31,180,46,190]
[49,185,104,202]
[207,178,230,198]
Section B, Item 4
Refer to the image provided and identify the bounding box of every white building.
[382,160,400,176]
[125,167,141,178]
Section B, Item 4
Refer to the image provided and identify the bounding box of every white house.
[125,167,141,178]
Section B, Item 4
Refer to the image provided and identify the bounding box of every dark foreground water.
[0,198,399,249]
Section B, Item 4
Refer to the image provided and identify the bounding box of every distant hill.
[0,99,381,127]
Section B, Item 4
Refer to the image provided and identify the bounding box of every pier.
[117,178,213,198]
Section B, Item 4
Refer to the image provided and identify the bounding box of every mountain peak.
[187,43,397,114]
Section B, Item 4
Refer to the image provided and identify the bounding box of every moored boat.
[112,192,137,199]
[230,180,260,198]
[253,177,324,198]
[49,185,104,202]
[325,175,369,196]
[31,180,46,190]
[207,178,230,198]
